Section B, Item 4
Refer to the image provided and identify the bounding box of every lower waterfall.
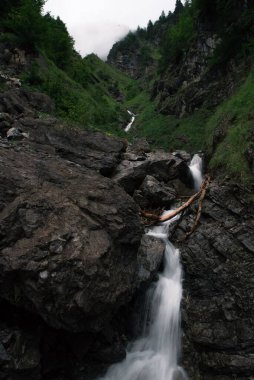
[99,215,188,380]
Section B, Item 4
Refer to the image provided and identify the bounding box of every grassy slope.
[127,70,254,186]
[19,44,253,186]
[206,71,254,184]
[21,52,138,136]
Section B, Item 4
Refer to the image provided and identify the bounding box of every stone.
[172,150,191,163]
[127,138,151,155]
[137,235,165,283]
[134,175,177,208]
[112,150,192,194]
[0,140,144,333]
[112,159,150,194]
[176,182,254,379]
[6,126,28,140]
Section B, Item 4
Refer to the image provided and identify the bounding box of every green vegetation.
[192,0,254,66]
[125,91,211,152]
[159,3,195,71]
[1,0,254,186]
[127,70,254,185]
[0,0,140,134]
[206,72,254,184]
[2,0,46,51]
[21,53,137,135]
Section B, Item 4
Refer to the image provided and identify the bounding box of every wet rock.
[172,150,191,163]
[177,181,254,379]
[134,175,177,209]
[112,159,150,194]
[0,316,41,380]
[137,235,164,283]
[112,150,192,194]
[0,140,144,333]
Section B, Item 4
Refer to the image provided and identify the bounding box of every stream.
[98,155,203,380]
[124,110,135,132]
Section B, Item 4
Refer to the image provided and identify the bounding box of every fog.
[44,0,176,58]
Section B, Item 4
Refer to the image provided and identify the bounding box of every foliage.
[2,0,254,187]
[205,71,254,184]
[159,2,195,71]
[2,0,46,50]
[1,0,74,66]
[42,13,74,69]
[21,51,137,136]
[173,0,184,19]
[126,90,210,152]
[192,0,254,65]
[0,0,22,19]
[125,70,254,186]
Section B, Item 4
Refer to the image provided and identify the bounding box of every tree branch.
[141,176,210,225]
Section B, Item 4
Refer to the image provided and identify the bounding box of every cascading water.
[124,110,135,132]
[189,154,203,191]
[98,155,204,380]
[98,213,188,380]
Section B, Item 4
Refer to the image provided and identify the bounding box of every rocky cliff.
[179,182,254,379]
[0,75,254,379]
[0,80,184,378]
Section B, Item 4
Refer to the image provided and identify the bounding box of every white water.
[189,154,203,191]
[99,214,188,380]
[124,110,135,132]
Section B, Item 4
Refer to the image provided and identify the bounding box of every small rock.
[6,127,29,140]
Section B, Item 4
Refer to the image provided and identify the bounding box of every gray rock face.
[112,150,192,194]
[153,32,244,118]
[0,141,144,333]
[173,181,254,380]
[1,84,254,380]
[0,86,167,379]
[134,175,177,209]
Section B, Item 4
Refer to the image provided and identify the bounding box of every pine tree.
[174,0,184,16]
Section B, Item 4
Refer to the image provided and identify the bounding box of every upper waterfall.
[189,154,203,191]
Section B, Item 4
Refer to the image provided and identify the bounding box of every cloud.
[44,0,176,58]
[70,22,130,59]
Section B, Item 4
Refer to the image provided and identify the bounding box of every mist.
[44,0,176,58]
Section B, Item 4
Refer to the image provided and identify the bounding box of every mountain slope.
[107,0,254,186]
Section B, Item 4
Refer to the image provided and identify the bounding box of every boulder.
[0,141,145,333]
[112,150,192,194]
[6,127,29,140]
[112,159,150,194]
[133,175,177,209]
[20,89,55,114]
[126,138,151,155]
[18,117,127,176]
[137,235,165,283]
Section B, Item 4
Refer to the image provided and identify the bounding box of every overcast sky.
[44,0,176,59]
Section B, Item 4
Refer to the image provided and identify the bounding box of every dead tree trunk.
[141,176,210,225]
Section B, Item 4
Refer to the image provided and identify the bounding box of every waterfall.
[98,155,204,380]
[189,154,203,191]
[124,110,135,132]
[98,214,188,380]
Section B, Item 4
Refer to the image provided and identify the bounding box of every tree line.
[0,0,74,70]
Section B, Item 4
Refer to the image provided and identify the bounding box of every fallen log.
[183,176,210,239]
[141,176,210,225]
